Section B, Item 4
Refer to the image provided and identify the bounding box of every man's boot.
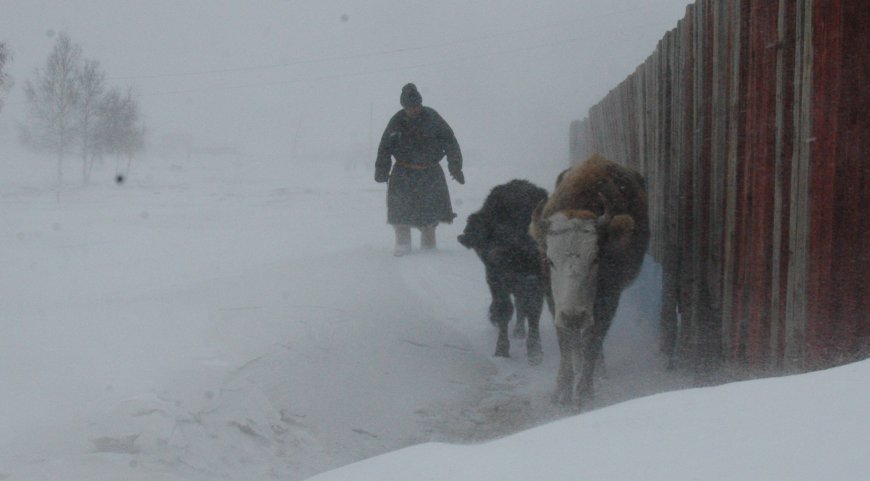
[394,224,412,256]
[420,224,437,250]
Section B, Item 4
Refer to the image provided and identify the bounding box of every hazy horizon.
[1,0,689,178]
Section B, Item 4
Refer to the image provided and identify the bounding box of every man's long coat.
[375,107,462,227]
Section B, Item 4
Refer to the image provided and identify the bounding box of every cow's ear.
[605,214,635,252]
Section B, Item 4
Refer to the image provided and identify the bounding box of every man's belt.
[395,160,439,170]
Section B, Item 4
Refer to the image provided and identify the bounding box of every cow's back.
[484,179,549,230]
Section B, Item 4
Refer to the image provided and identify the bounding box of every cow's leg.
[516,275,545,365]
[525,318,542,365]
[575,336,599,405]
[576,290,620,406]
[494,318,511,358]
[511,277,526,339]
[552,326,577,404]
[511,307,527,339]
[525,312,542,366]
[486,265,513,358]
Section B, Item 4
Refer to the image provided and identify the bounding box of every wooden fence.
[570,0,868,374]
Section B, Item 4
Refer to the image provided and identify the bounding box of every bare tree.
[0,42,11,113]
[20,33,83,187]
[77,59,106,184]
[97,86,145,177]
[19,34,145,186]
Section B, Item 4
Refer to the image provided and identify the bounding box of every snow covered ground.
[309,359,870,481]
[2,152,866,481]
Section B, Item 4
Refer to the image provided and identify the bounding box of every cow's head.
[530,195,635,333]
[457,213,484,249]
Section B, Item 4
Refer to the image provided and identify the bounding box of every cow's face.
[543,212,602,333]
[530,193,636,334]
[457,213,484,249]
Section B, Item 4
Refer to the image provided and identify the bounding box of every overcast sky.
[1,0,689,168]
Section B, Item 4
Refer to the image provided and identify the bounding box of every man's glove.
[451,170,465,185]
[375,170,389,183]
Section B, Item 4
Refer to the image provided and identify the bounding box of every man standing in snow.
[375,83,464,256]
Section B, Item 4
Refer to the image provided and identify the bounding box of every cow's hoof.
[527,342,542,365]
[575,387,594,407]
[494,348,510,358]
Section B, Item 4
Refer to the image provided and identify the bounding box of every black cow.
[458,179,549,365]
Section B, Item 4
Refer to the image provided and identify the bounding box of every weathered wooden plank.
[807,0,870,366]
[721,0,744,360]
[769,0,797,368]
[784,0,813,371]
[689,0,717,373]
[660,14,689,363]
[806,0,839,367]
[705,0,729,368]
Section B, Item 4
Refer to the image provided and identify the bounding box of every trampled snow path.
[1,157,691,481]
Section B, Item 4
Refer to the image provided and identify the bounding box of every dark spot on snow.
[352,428,378,439]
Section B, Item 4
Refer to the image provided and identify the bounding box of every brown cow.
[530,153,649,406]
